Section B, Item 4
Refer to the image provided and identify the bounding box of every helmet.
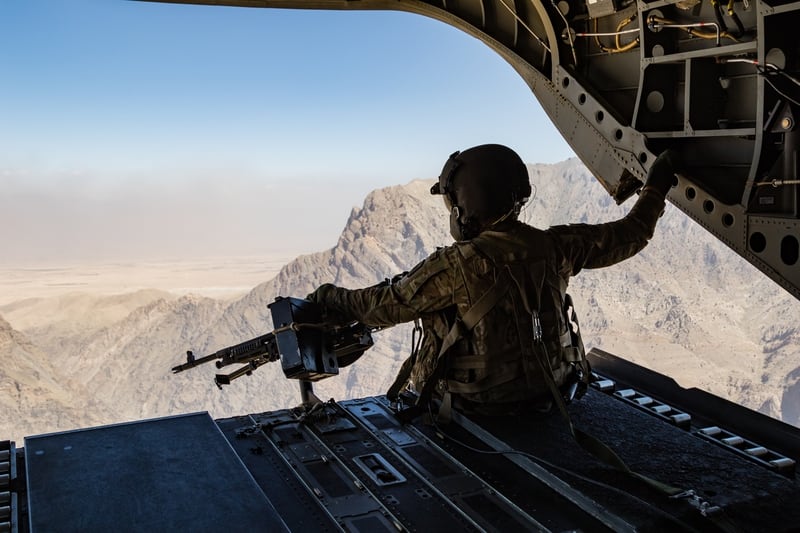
[431,144,531,240]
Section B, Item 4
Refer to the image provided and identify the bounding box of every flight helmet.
[431,144,532,240]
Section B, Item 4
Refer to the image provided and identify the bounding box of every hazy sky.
[1,0,574,263]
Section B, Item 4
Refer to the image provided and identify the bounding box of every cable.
[723,58,771,67]
[517,183,537,226]
[552,0,577,66]
[426,404,701,531]
[764,78,800,106]
[496,0,551,55]
[720,58,800,106]
[592,18,614,53]
[778,70,800,88]
[652,19,721,45]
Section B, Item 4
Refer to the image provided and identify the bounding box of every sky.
[1,0,574,263]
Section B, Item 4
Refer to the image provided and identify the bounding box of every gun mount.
[172,296,375,388]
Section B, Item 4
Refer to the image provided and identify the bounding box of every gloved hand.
[306,283,337,304]
[306,284,352,325]
[644,149,682,196]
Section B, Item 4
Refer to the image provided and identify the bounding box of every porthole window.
[750,232,767,253]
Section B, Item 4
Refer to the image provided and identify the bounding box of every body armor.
[432,226,577,407]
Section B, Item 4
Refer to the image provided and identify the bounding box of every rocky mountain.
[0,315,115,440]
[2,158,799,445]
[525,162,800,422]
[0,289,176,363]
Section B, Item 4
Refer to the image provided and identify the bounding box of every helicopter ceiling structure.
[144,0,800,301]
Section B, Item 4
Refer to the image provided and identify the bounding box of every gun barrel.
[171,352,221,373]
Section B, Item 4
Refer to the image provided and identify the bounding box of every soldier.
[308,144,678,416]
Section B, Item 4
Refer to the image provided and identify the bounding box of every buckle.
[669,489,722,517]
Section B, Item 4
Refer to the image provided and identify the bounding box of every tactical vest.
[409,225,584,409]
[447,248,547,402]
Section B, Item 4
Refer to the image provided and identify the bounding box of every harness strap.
[562,346,584,363]
[388,267,514,406]
[387,351,417,400]
[445,366,520,393]
[560,330,572,347]
[563,293,590,391]
[509,282,689,500]
[446,351,521,369]
[499,266,686,497]
[532,339,685,498]
[418,268,514,402]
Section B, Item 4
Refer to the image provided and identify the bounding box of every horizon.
[1,155,579,266]
[0,158,586,306]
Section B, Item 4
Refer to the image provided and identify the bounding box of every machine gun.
[172,296,375,389]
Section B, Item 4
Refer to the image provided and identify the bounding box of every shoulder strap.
[443,267,514,352]
[387,267,513,405]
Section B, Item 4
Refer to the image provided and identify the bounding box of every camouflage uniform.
[310,187,666,411]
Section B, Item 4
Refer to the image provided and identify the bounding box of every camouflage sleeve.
[307,247,461,327]
[547,187,666,276]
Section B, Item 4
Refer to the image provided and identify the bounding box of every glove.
[644,149,681,196]
[306,283,337,304]
[306,284,352,325]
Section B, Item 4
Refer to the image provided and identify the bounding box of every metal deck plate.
[24,412,287,533]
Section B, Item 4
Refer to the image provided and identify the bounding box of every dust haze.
[0,170,378,265]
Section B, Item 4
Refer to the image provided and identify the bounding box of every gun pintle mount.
[171,296,374,388]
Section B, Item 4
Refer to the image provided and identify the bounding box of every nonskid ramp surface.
[218,398,626,532]
[10,389,799,532]
[220,392,800,532]
[463,389,800,532]
[24,412,288,533]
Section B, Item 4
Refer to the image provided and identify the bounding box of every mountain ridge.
[2,158,799,444]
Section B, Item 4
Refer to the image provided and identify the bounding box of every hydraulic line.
[615,14,639,51]
[646,15,738,45]
[581,18,640,53]
[755,180,800,187]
